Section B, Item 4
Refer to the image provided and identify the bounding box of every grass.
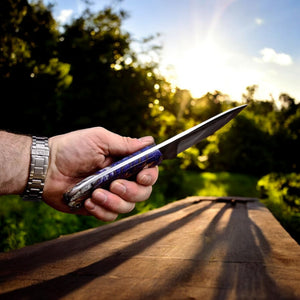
[257,173,300,244]
[182,171,259,198]
[0,195,106,252]
[132,171,259,215]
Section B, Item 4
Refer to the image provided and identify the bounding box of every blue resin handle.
[63,145,163,209]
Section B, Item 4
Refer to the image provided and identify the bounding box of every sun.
[163,39,262,101]
[171,40,229,98]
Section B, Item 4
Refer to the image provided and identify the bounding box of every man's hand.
[43,127,159,221]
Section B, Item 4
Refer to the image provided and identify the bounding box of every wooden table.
[0,196,299,299]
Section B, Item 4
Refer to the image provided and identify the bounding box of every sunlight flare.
[168,40,235,98]
[175,41,227,97]
[163,39,266,101]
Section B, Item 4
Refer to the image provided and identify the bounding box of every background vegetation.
[0,0,299,251]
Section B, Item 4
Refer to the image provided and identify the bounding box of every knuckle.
[121,136,134,154]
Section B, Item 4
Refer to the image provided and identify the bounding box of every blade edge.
[158,104,247,159]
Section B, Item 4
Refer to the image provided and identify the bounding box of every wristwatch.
[23,136,49,201]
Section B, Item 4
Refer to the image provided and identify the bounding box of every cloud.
[255,18,264,25]
[254,48,293,66]
[57,9,73,24]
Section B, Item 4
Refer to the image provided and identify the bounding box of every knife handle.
[63,145,163,209]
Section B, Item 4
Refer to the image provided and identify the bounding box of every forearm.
[0,131,31,195]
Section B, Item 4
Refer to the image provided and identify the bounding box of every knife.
[64,104,247,209]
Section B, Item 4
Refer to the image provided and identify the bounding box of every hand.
[43,127,159,221]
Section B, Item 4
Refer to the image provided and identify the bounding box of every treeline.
[197,89,300,176]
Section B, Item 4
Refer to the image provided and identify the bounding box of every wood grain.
[0,196,299,299]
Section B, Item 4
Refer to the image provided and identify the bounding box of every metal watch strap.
[23,136,49,201]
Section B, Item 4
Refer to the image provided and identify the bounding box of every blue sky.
[45,0,300,102]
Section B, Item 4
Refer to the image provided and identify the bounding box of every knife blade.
[64,104,247,209]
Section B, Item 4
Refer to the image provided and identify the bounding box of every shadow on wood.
[0,197,299,299]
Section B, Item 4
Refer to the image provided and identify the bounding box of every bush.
[0,195,105,252]
[257,173,300,243]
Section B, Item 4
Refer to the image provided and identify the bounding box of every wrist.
[0,131,32,195]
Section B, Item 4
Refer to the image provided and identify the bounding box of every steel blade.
[157,104,247,159]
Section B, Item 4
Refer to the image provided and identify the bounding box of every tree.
[0,0,71,135]
[52,7,177,137]
[203,115,273,175]
[0,1,173,137]
[190,91,224,123]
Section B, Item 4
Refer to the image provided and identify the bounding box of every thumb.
[107,134,155,157]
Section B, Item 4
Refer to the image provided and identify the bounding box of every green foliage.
[203,114,274,175]
[200,95,300,176]
[185,172,259,198]
[257,173,300,243]
[0,0,174,137]
[0,196,27,251]
[0,195,105,252]
[0,0,71,135]
[127,171,259,218]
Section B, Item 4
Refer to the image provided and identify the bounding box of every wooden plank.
[0,196,299,299]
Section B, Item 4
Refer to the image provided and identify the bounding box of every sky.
[45,0,300,102]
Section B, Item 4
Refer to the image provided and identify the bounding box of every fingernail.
[85,199,96,210]
[139,136,154,144]
[94,191,108,204]
[112,182,126,195]
[140,174,152,185]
